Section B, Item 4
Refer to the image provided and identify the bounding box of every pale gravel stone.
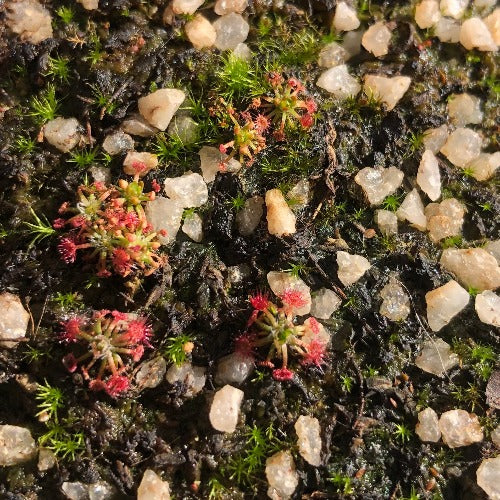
[265,189,296,236]
[77,0,98,9]
[166,362,206,397]
[318,42,349,68]
[0,425,37,466]
[396,189,427,231]
[379,279,410,321]
[415,408,441,442]
[214,0,248,15]
[440,127,482,168]
[61,482,88,500]
[6,0,53,44]
[164,172,208,208]
[435,17,461,42]
[145,197,184,244]
[474,0,496,8]
[465,152,500,181]
[425,280,469,331]
[267,271,311,315]
[167,115,199,144]
[415,338,459,376]
[332,2,360,32]
[439,409,484,448]
[354,166,404,206]
[336,251,371,286]
[342,30,363,57]
[44,118,80,153]
[266,451,298,499]
[492,425,500,447]
[447,93,483,126]
[209,385,244,433]
[185,14,216,50]
[123,151,158,177]
[121,114,159,137]
[0,292,30,348]
[135,357,167,389]
[102,130,134,155]
[363,75,412,111]
[460,17,497,51]
[440,248,500,291]
[440,0,469,19]
[362,22,392,57]
[415,0,441,29]
[213,13,249,51]
[199,145,241,183]
[37,448,56,471]
[301,317,331,347]
[236,196,264,236]
[182,213,203,242]
[476,457,500,500]
[375,209,398,236]
[475,291,500,326]
[423,125,449,153]
[171,0,204,14]
[138,89,185,131]
[425,198,465,243]
[484,240,500,264]
[232,42,251,60]
[484,8,500,45]
[215,352,254,385]
[287,179,311,209]
[88,482,115,500]
[417,150,441,201]
[295,416,321,466]
[137,469,170,499]
[316,65,361,99]
[310,288,342,319]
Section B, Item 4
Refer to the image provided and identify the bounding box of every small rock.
[366,376,393,390]
[89,482,115,500]
[171,0,204,14]
[164,172,208,208]
[440,0,469,18]
[287,179,310,209]
[265,189,296,237]
[77,0,98,9]
[440,248,500,291]
[265,451,298,499]
[492,425,500,447]
[447,93,483,126]
[415,408,441,442]
[137,469,170,500]
[215,352,254,385]
[417,150,441,201]
[460,17,497,51]
[332,1,360,32]
[121,114,159,137]
[236,195,264,236]
[363,75,412,111]
[102,130,134,156]
[484,240,500,264]
[232,42,252,60]
[425,198,465,242]
[486,371,500,409]
[354,166,404,206]
[310,288,342,319]
[0,292,30,348]
[44,118,80,153]
[423,125,449,154]
[379,279,410,321]
[6,0,53,44]
[415,0,441,29]
[167,115,199,144]
[342,30,363,57]
[301,317,331,348]
[362,22,392,57]
[227,263,251,285]
[0,425,37,466]
[425,280,469,331]
[294,416,321,466]
[396,189,427,231]
[213,13,249,51]
[166,362,206,397]
[185,14,216,50]
[435,17,461,42]
[475,0,496,8]
[61,482,88,500]
[145,197,184,244]
[415,338,459,376]
[440,127,482,167]
[267,271,311,315]
[336,251,371,286]
[476,456,500,500]
[135,357,167,389]
[316,64,361,99]
[198,145,241,183]
[439,409,483,448]
[484,8,500,45]
[475,290,500,326]
[123,151,158,177]
[138,89,185,131]
[182,213,203,242]
[209,385,244,433]
[37,448,56,471]
[318,42,349,68]
[375,209,398,236]
[214,0,248,15]
[465,152,500,181]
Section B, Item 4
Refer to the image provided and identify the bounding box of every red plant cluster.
[55,174,165,278]
[61,310,151,397]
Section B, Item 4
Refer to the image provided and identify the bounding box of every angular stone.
[61,482,88,500]
[198,145,241,183]
[77,0,98,9]
[209,385,244,433]
[333,2,360,31]
[484,8,500,45]
[425,198,465,243]
[44,118,80,153]
[236,195,264,236]
[0,292,29,348]
[171,0,203,15]
[423,125,449,154]
[213,13,249,51]
[342,30,363,57]
[336,251,371,286]
[440,0,469,18]
[266,451,298,499]
[415,338,459,376]
[214,0,248,15]
[364,75,411,111]
[396,189,427,231]
[492,425,500,447]
[182,213,203,242]
[232,42,251,60]
[167,115,199,144]
[316,64,361,99]
[287,179,310,209]
[484,240,500,264]
[185,14,216,50]
[415,0,441,29]
[123,151,158,177]
[440,248,500,291]
[379,279,410,321]
[102,130,134,156]
[435,17,461,42]
[166,362,206,397]
[267,271,311,315]
[135,357,167,389]
[417,150,441,201]
[477,456,500,500]
[121,114,159,137]
[415,407,441,442]
[465,152,500,181]
[425,280,469,331]
[294,416,321,466]
[362,22,392,57]
[310,288,342,319]
[37,448,56,471]
[265,189,296,237]
[0,425,37,466]
[475,290,500,326]
[138,89,185,131]
[164,172,208,208]
[486,371,500,409]
[375,209,398,236]
[354,166,404,206]
[439,409,483,448]
[318,42,349,68]
[448,93,483,127]
[137,469,170,500]
[145,197,184,244]
[460,17,497,51]
[215,352,254,386]
[88,481,115,500]
[6,0,53,44]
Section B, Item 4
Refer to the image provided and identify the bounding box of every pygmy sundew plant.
[61,310,151,397]
[238,290,329,381]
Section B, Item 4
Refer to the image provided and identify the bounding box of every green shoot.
[12,135,37,155]
[163,334,194,366]
[29,85,60,124]
[24,209,56,248]
[36,381,64,422]
[44,56,71,83]
[39,423,85,460]
[52,291,83,310]
[86,31,105,66]
[393,423,412,444]
[89,84,117,116]
[340,374,354,393]
[227,194,246,212]
[284,262,308,278]
[382,194,402,212]
[23,345,51,364]
[328,472,354,495]
[68,148,98,168]
[56,6,75,24]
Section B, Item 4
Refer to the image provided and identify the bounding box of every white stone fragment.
[423,125,449,153]
[425,280,469,331]
[440,248,500,291]
[447,93,483,126]
[439,409,484,448]
[182,213,203,242]
[236,196,264,236]
[302,317,331,348]
[375,209,398,236]
[310,288,342,319]
[167,115,199,144]
[0,292,29,348]
[474,0,496,8]
[333,2,360,32]
[342,30,363,57]
[102,130,134,156]
[265,451,298,499]
[379,279,410,321]
[138,89,185,131]
[37,448,56,471]
[6,0,53,44]
[77,0,98,9]
[295,416,321,466]
[396,189,427,231]
[362,22,392,57]
[415,0,441,29]
[185,14,216,50]
[460,17,497,51]
[417,150,441,201]
[492,425,500,447]
[89,482,115,500]
[135,357,167,389]
[166,362,206,397]
[61,482,88,500]
[287,179,310,209]
[145,197,184,244]
[232,42,252,60]
[44,118,80,153]
[475,290,500,326]
[209,385,244,433]
[0,425,37,466]
[476,456,500,500]
[336,251,371,286]
[121,114,159,137]
[440,0,469,19]
[164,172,208,208]
[484,240,500,264]
[265,189,296,237]
[137,469,170,500]
[318,42,349,68]
[267,271,311,315]
[465,152,500,181]
[435,17,461,42]
[415,408,441,442]
[425,198,465,242]
[363,75,412,111]
[215,352,254,385]
[440,127,482,167]
[123,151,158,177]
[316,64,361,99]
[354,166,404,206]
[484,8,500,45]
[198,145,241,183]
[214,0,248,15]
[171,0,204,15]
[213,13,249,51]
[415,338,459,376]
